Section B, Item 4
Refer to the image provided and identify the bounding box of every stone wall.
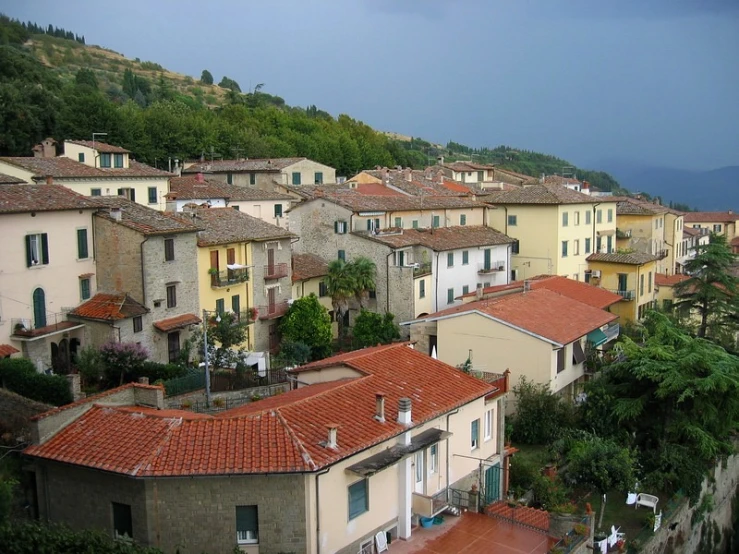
[93,217,144,298]
[250,237,293,352]
[0,388,51,441]
[165,382,289,410]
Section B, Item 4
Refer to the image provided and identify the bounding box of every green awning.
[587,328,608,347]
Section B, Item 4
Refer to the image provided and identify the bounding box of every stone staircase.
[485,501,550,533]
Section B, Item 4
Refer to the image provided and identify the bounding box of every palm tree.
[349,256,377,308]
[325,259,355,344]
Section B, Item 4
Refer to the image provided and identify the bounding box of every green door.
[483,463,501,505]
[484,249,492,271]
[33,288,46,328]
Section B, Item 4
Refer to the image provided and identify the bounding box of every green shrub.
[511,376,574,445]
[0,358,72,406]
[132,361,186,383]
[509,455,539,498]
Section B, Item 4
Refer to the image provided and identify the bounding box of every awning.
[597,229,616,236]
[153,313,201,332]
[226,263,248,270]
[587,328,608,347]
[346,428,452,477]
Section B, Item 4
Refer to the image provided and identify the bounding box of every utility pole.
[202,309,213,407]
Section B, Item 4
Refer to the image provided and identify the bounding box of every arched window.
[32,288,46,328]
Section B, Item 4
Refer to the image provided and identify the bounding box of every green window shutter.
[394,217,402,228]
[460,214,466,225]
[292,172,301,185]
[348,480,368,520]
[227,173,233,185]
[338,250,345,261]
[25,235,33,267]
[77,229,88,259]
[78,153,85,163]
[447,252,453,267]
[250,173,256,185]
[41,233,49,264]
[117,188,124,196]
[367,219,372,231]
[447,288,454,304]
[462,251,469,265]
[463,285,469,295]
[236,505,258,533]
[274,204,283,217]
[334,221,339,233]
[412,220,419,229]
[419,280,425,298]
[148,187,157,204]
[216,299,225,314]
[484,249,491,270]
[80,278,91,300]
[232,295,241,314]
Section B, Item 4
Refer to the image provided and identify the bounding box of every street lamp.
[202,309,221,407]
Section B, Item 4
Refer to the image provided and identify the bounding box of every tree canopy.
[352,310,400,349]
[279,294,332,361]
[200,69,213,85]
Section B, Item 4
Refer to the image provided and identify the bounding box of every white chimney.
[375,393,386,423]
[325,424,338,449]
[397,397,412,425]
[476,282,484,301]
[110,207,122,221]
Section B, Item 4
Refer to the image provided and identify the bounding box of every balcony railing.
[608,289,635,301]
[257,301,290,320]
[656,248,669,259]
[209,267,249,288]
[412,489,450,518]
[413,262,432,278]
[478,261,506,274]
[616,228,632,239]
[603,322,620,342]
[11,312,81,339]
[264,263,288,280]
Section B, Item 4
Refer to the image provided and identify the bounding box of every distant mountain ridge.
[599,161,739,211]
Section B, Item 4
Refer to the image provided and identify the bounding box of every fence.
[549,516,591,553]
[628,491,686,552]
[163,369,205,396]
[211,368,287,392]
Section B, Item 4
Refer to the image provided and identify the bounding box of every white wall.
[435,244,510,310]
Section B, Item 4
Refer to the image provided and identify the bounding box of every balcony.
[413,262,432,278]
[257,301,290,320]
[656,248,669,259]
[603,322,620,342]
[478,261,506,274]
[608,289,635,301]
[616,228,632,239]
[264,263,288,280]
[412,489,450,518]
[11,313,84,340]
[209,267,249,288]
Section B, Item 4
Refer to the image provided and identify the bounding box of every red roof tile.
[655,273,691,287]
[683,211,739,224]
[0,184,99,214]
[527,275,622,309]
[0,173,26,184]
[292,253,329,282]
[65,140,131,153]
[415,288,617,346]
[68,293,147,321]
[0,156,171,179]
[153,314,201,332]
[364,226,514,251]
[0,344,19,357]
[25,344,496,477]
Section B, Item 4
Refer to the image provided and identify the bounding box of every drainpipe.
[386,251,394,313]
[503,207,508,235]
[434,251,441,312]
[445,408,459,502]
[592,203,601,254]
[315,467,330,554]
[139,237,150,304]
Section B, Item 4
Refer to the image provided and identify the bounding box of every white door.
[414,451,424,494]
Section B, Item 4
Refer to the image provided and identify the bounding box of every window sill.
[237,540,259,545]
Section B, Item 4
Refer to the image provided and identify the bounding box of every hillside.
[0,13,623,191]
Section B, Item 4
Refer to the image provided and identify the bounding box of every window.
[561,241,568,257]
[430,444,438,473]
[167,331,180,362]
[460,214,467,226]
[585,237,591,254]
[596,236,602,252]
[166,285,177,308]
[292,172,301,185]
[462,285,469,295]
[114,153,124,168]
[112,502,133,540]
[394,217,402,228]
[233,205,240,211]
[447,288,454,304]
[447,252,454,267]
[471,419,480,450]
[236,505,259,544]
[412,220,419,229]
[462,251,469,265]
[663,299,674,310]
[511,240,520,254]
[507,214,517,226]
[432,215,440,228]
[314,171,323,185]
[397,251,405,267]
[348,479,368,520]
[78,152,85,163]
[596,209,602,224]
[215,298,225,314]
[607,235,613,253]
[607,208,613,223]
[319,281,329,297]
[562,212,569,227]
[484,409,493,441]
[618,273,628,293]
[249,172,256,185]
[714,224,722,232]
[77,229,89,259]
[117,187,136,202]
[91,188,101,196]
[338,250,345,261]
[133,316,143,333]
[477,170,484,182]
[164,238,175,261]
[100,153,111,168]
[419,280,425,298]
[80,278,91,301]
[574,239,580,256]
[585,210,591,225]
[648,271,652,293]
[557,348,566,373]
[148,187,157,204]
[640,274,645,296]
[25,233,49,267]
[227,172,233,185]
[574,211,580,225]
[334,220,347,234]
[274,204,283,218]
[366,218,380,232]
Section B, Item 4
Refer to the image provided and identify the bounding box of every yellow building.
[586,252,660,322]
[194,207,295,353]
[291,253,337,337]
[485,183,618,281]
[683,211,739,243]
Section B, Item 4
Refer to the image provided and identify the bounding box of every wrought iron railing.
[210,267,249,288]
[257,301,290,319]
[264,263,288,279]
[608,289,636,301]
[478,262,506,274]
[413,262,432,277]
[11,312,72,337]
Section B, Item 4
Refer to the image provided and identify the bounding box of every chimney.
[382,167,389,184]
[581,180,590,195]
[375,393,386,423]
[397,397,412,425]
[45,175,53,185]
[729,209,734,215]
[138,377,150,385]
[404,167,412,182]
[325,424,339,449]
[540,173,545,183]
[476,282,484,301]
[196,172,204,183]
[110,207,122,221]
[437,156,444,166]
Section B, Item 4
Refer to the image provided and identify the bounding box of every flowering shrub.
[100,342,148,386]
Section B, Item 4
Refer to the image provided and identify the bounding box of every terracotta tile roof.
[612,197,673,215]
[65,140,130,153]
[587,252,661,265]
[363,225,514,251]
[683,211,739,223]
[292,253,329,282]
[167,176,294,202]
[0,173,26,184]
[542,175,583,186]
[25,344,496,476]
[194,207,294,246]
[683,227,703,237]
[412,288,617,346]
[0,344,19,357]
[365,169,468,197]
[68,293,148,321]
[0,157,172,179]
[655,273,691,287]
[183,158,307,173]
[92,197,202,235]
[0,184,99,214]
[442,162,496,172]
[483,183,598,205]
[153,313,201,332]
[311,194,488,212]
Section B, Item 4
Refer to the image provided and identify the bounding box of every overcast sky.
[4,0,738,170]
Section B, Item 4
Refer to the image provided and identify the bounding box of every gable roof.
[442,162,496,172]
[655,273,691,287]
[408,288,617,346]
[0,184,99,214]
[92,197,202,235]
[167,176,294,202]
[183,158,308,173]
[482,182,599,205]
[292,253,329,282]
[363,225,514,251]
[587,252,661,265]
[68,293,148,321]
[24,344,497,477]
[683,211,739,224]
[304,193,488,213]
[65,140,130,153]
[194,207,294,246]
[0,173,26,184]
[0,157,172,179]
[612,197,674,216]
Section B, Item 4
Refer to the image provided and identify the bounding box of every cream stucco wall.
[414,275,433,317]
[353,207,486,232]
[587,259,658,323]
[615,212,666,274]
[229,199,291,228]
[61,142,130,169]
[280,159,337,186]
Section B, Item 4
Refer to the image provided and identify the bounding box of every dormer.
[63,140,131,169]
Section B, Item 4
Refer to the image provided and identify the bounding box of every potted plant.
[573,523,589,536]
[13,322,27,333]
[180,399,193,409]
[247,307,258,321]
[213,397,225,408]
[207,267,220,276]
